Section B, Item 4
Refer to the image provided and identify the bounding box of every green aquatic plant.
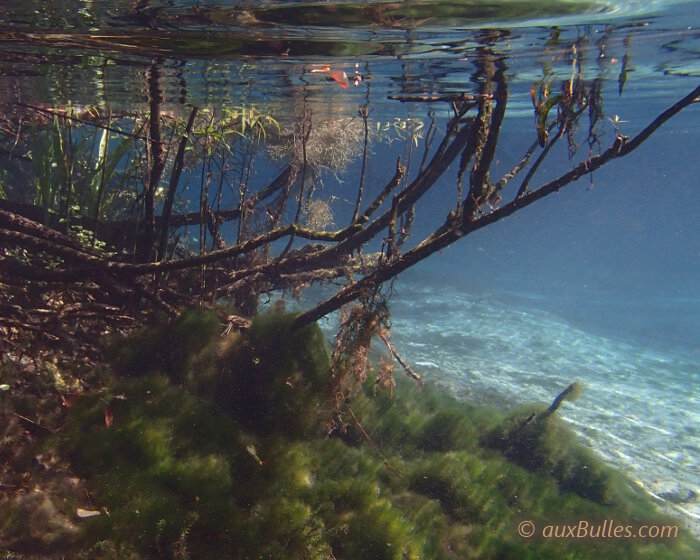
[30,115,68,225]
[213,312,331,437]
[27,318,698,560]
[27,108,139,229]
[482,382,615,503]
[375,117,425,147]
[60,374,246,559]
[416,408,470,452]
[110,309,221,382]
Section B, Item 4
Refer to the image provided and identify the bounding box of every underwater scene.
[1,1,699,559]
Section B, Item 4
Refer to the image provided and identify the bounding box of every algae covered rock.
[481,382,616,503]
[416,408,469,452]
[59,374,246,560]
[32,313,699,560]
[46,311,334,558]
[109,309,332,438]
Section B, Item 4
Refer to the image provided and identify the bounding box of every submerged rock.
[0,488,79,553]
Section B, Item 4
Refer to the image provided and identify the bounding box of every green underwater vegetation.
[3,310,698,559]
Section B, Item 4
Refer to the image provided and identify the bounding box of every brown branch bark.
[157,106,198,261]
[464,55,508,218]
[0,207,104,256]
[141,61,166,262]
[379,332,422,385]
[216,115,474,295]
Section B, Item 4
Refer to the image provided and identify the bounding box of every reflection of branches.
[352,105,370,223]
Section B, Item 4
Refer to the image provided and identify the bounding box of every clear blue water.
[389,274,700,531]
[2,0,699,537]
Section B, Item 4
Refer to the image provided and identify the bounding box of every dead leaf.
[104,406,113,428]
[76,508,101,518]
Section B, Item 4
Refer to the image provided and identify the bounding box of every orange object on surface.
[329,68,350,89]
[311,66,350,89]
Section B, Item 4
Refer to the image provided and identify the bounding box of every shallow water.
[2,0,699,550]
[388,274,700,532]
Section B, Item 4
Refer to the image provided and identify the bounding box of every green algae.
[28,310,699,560]
[110,310,222,382]
[213,312,331,438]
[483,403,615,503]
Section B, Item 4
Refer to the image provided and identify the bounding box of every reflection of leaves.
[531,81,562,147]
[375,118,424,146]
[224,106,280,140]
[192,106,280,157]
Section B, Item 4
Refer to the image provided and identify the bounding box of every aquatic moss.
[38,313,700,560]
[483,405,616,504]
[59,375,245,559]
[213,312,331,437]
[110,309,221,382]
[416,408,470,451]
[242,498,333,559]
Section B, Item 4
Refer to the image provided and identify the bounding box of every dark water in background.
[2,0,699,532]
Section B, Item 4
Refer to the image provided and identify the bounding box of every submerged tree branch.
[158,106,198,261]
[2,32,696,382]
[292,83,700,329]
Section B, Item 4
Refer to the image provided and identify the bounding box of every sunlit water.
[2,0,699,538]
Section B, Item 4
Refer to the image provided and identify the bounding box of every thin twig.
[379,332,422,385]
[346,405,402,478]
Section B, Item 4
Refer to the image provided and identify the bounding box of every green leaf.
[90,134,135,220]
